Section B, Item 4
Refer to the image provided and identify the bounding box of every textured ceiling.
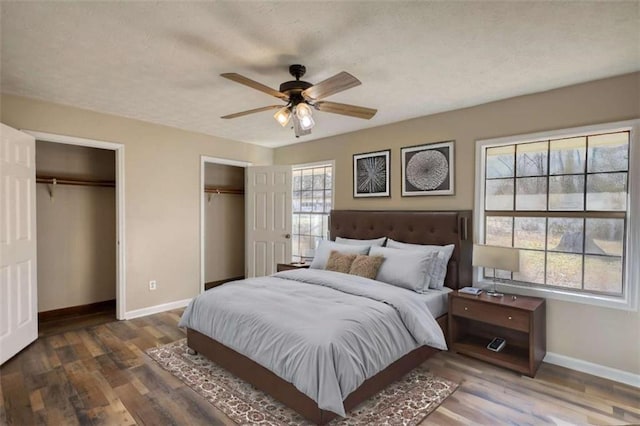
[2,1,639,148]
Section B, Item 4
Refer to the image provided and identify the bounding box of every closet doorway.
[35,141,116,330]
[200,156,250,293]
[25,130,126,321]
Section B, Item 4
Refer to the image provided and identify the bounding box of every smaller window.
[292,163,333,262]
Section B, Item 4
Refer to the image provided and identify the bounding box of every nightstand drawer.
[451,298,529,332]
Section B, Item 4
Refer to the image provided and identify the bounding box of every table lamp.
[472,244,520,297]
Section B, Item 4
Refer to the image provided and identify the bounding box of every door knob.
[285,234,291,239]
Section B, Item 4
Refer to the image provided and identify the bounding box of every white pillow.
[335,236,386,247]
[368,246,438,293]
[386,239,455,290]
[309,240,371,270]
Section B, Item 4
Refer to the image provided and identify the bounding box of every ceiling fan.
[220,64,377,137]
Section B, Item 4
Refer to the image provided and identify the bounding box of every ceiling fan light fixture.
[295,102,313,119]
[274,107,291,127]
[294,103,314,130]
[299,114,315,130]
[293,115,312,138]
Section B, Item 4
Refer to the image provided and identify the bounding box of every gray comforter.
[178,269,447,417]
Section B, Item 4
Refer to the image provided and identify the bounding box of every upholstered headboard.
[329,210,473,290]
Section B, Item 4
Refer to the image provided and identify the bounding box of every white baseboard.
[544,352,640,388]
[124,298,191,320]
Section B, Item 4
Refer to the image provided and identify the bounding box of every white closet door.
[0,123,38,365]
[246,166,292,277]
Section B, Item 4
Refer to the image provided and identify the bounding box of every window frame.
[474,120,640,311]
[291,160,335,263]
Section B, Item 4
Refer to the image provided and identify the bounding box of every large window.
[291,163,333,262]
[476,121,638,309]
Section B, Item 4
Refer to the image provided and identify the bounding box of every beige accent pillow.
[349,254,385,279]
[325,250,358,274]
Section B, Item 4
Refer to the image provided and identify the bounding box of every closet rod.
[36,175,116,188]
[204,186,244,195]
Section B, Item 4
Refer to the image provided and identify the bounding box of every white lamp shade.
[472,244,520,272]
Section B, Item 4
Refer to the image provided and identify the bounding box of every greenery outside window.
[292,162,333,263]
[475,120,639,310]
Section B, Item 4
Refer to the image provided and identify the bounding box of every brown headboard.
[329,210,473,290]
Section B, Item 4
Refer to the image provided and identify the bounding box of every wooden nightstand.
[276,263,311,272]
[448,290,546,377]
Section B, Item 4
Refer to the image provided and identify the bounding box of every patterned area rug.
[146,339,458,425]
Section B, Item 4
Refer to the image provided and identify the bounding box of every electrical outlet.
[149,280,157,291]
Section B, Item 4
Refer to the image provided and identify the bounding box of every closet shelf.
[204,186,244,195]
[36,175,116,188]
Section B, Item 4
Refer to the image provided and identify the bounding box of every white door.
[246,165,292,277]
[0,124,38,365]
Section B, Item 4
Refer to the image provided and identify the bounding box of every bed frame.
[187,210,473,425]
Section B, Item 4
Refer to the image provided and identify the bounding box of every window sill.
[474,279,638,311]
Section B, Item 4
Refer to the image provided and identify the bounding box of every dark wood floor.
[1,309,638,425]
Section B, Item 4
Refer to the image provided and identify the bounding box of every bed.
[182,210,472,424]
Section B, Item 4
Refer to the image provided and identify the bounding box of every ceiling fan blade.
[221,73,289,101]
[221,105,283,119]
[314,101,377,120]
[302,72,361,101]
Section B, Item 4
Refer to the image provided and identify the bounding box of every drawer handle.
[464,307,468,311]
[508,316,512,320]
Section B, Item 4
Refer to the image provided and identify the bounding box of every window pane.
[549,175,584,211]
[486,145,514,178]
[514,217,545,250]
[301,169,313,190]
[547,218,583,253]
[301,191,312,212]
[549,137,586,175]
[516,177,547,210]
[310,214,323,236]
[485,216,512,246]
[322,215,329,240]
[585,218,624,256]
[292,191,301,212]
[546,252,582,289]
[516,141,548,177]
[292,214,300,235]
[513,250,545,284]
[299,214,310,234]
[324,190,333,213]
[584,256,623,294]
[587,132,629,173]
[485,179,514,210]
[299,235,314,257]
[291,235,300,260]
[312,191,324,212]
[313,172,325,190]
[586,172,627,211]
[325,168,332,189]
[293,171,302,191]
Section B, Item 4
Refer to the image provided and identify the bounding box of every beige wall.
[204,163,245,282]
[275,72,640,375]
[36,186,116,311]
[36,141,116,180]
[1,94,272,313]
[36,141,116,312]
